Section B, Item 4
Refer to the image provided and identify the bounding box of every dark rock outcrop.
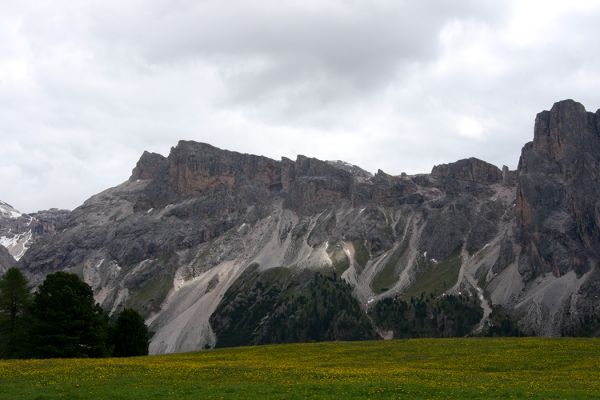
[517,99,600,279]
[130,151,167,181]
[432,157,503,184]
[29,209,71,236]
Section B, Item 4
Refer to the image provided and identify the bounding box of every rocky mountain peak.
[517,99,600,279]
[325,160,373,181]
[529,99,600,166]
[130,151,167,181]
[431,157,503,185]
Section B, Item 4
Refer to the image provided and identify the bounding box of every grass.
[352,240,370,274]
[125,271,173,315]
[401,250,462,300]
[1,338,600,399]
[370,237,411,294]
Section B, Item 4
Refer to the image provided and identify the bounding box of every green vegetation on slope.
[401,249,462,300]
[1,338,599,399]
[210,265,376,347]
[371,293,483,338]
[326,242,350,275]
[124,253,179,316]
[352,240,370,274]
[370,236,411,294]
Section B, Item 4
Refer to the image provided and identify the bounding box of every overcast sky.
[1,0,600,212]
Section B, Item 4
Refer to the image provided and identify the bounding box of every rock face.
[517,100,600,279]
[9,99,600,352]
[431,157,503,185]
[516,100,600,333]
[0,245,16,273]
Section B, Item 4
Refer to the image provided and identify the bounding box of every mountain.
[0,201,70,262]
[11,99,600,353]
[0,201,34,261]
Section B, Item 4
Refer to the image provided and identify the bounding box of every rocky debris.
[492,234,516,274]
[502,165,517,186]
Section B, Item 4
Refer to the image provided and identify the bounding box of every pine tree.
[112,308,149,357]
[0,268,32,358]
[30,272,109,358]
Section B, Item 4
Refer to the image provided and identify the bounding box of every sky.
[1,0,600,212]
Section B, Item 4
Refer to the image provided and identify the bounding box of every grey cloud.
[88,1,504,112]
[1,1,600,212]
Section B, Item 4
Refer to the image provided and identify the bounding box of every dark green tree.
[485,306,524,337]
[371,293,483,338]
[0,268,32,358]
[112,308,149,357]
[30,272,109,358]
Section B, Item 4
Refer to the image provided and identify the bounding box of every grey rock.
[0,245,15,273]
[431,157,503,185]
[517,99,600,278]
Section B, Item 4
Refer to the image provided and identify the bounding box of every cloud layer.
[1,0,600,212]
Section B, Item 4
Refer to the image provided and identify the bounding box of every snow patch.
[0,230,32,260]
[0,201,22,219]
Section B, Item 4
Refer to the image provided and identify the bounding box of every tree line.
[0,268,149,359]
[370,293,484,338]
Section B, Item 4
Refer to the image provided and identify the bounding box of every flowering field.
[1,338,599,399]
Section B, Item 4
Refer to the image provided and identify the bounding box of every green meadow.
[1,338,599,399]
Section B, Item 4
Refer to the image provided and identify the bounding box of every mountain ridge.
[8,99,600,352]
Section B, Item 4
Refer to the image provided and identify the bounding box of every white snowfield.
[0,230,32,261]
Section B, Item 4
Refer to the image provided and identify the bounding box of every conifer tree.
[0,268,32,358]
[112,308,149,357]
[30,272,109,358]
